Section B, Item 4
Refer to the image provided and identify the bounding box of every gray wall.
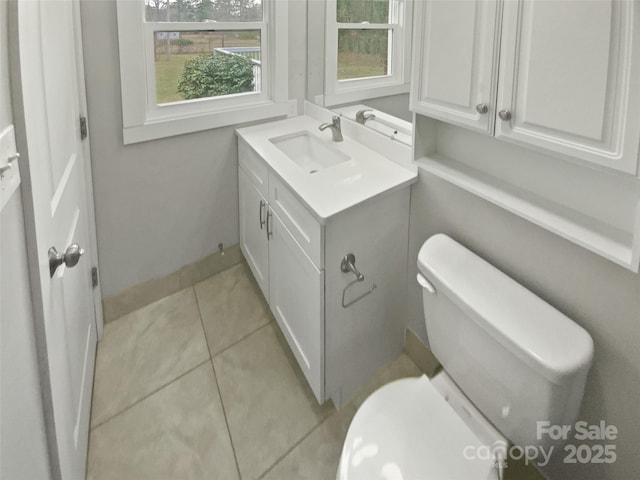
[0,1,52,477]
[80,0,307,298]
[408,120,640,479]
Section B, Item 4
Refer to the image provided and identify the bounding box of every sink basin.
[270,131,350,173]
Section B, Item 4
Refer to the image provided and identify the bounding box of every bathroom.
[1,0,640,479]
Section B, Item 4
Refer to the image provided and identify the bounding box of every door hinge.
[91,266,99,288]
[80,116,88,140]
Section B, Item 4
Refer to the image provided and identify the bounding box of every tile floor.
[86,262,422,480]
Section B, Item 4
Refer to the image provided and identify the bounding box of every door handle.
[49,243,85,277]
[259,200,266,229]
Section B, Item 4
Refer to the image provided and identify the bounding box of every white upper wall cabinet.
[411,0,500,134]
[412,0,640,175]
[497,1,640,174]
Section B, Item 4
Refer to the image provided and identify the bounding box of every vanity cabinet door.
[496,0,640,174]
[239,168,269,298]
[268,210,325,403]
[411,0,500,134]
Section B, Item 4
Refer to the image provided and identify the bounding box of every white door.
[496,0,640,174]
[268,210,324,403]
[411,0,500,134]
[12,1,97,478]
[239,168,270,298]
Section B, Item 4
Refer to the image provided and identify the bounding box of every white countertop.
[236,115,417,222]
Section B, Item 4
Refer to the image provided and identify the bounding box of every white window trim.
[323,0,413,107]
[116,0,292,144]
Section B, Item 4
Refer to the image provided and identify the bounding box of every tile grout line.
[257,407,338,480]
[210,319,275,360]
[104,284,190,328]
[90,287,208,431]
[190,284,213,362]
[192,269,274,360]
[194,271,327,479]
[194,288,243,480]
[90,357,211,431]
[259,402,358,479]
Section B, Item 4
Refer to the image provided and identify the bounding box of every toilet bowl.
[338,373,505,480]
[338,234,594,480]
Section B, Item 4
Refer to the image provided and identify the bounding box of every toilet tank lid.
[418,234,594,385]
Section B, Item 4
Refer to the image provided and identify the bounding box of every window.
[324,0,413,106]
[116,0,290,144]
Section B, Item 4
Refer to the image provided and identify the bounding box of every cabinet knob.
[498,109,512,121]
[476,103,488,114]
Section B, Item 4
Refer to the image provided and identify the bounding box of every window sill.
[122,100,297,145]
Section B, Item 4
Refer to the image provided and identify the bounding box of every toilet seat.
[338,375,500,480]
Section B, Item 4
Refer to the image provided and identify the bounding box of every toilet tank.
[417,234,594,449]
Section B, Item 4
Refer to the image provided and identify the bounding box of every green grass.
[337,51,387,80]
[155,54,197,104]
[154,32,260,104]
[155,48,386,104]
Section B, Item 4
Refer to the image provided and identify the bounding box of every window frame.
[116,0,291,144]
[323,0,413,107]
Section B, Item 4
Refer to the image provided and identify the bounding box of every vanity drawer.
[238,139,269,197]
[269,175,323,268]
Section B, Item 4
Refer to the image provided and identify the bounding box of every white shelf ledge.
[418,154,640,272]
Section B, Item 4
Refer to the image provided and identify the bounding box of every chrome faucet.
[355,109,375,125]
[319,115,344,142]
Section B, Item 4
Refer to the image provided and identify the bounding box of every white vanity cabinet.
[237,138,412,406]
[239,140,325,402]
[238,169,269,297]
[268,210,325,402]
[411,0,640,174]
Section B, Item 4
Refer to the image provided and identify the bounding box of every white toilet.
[338,234,594,480]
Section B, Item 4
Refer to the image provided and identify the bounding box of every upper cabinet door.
[411,0,501,134]
[496,0,640,174]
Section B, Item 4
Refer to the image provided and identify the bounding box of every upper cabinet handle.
[476,103,488,114]
[498,109,512,121]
